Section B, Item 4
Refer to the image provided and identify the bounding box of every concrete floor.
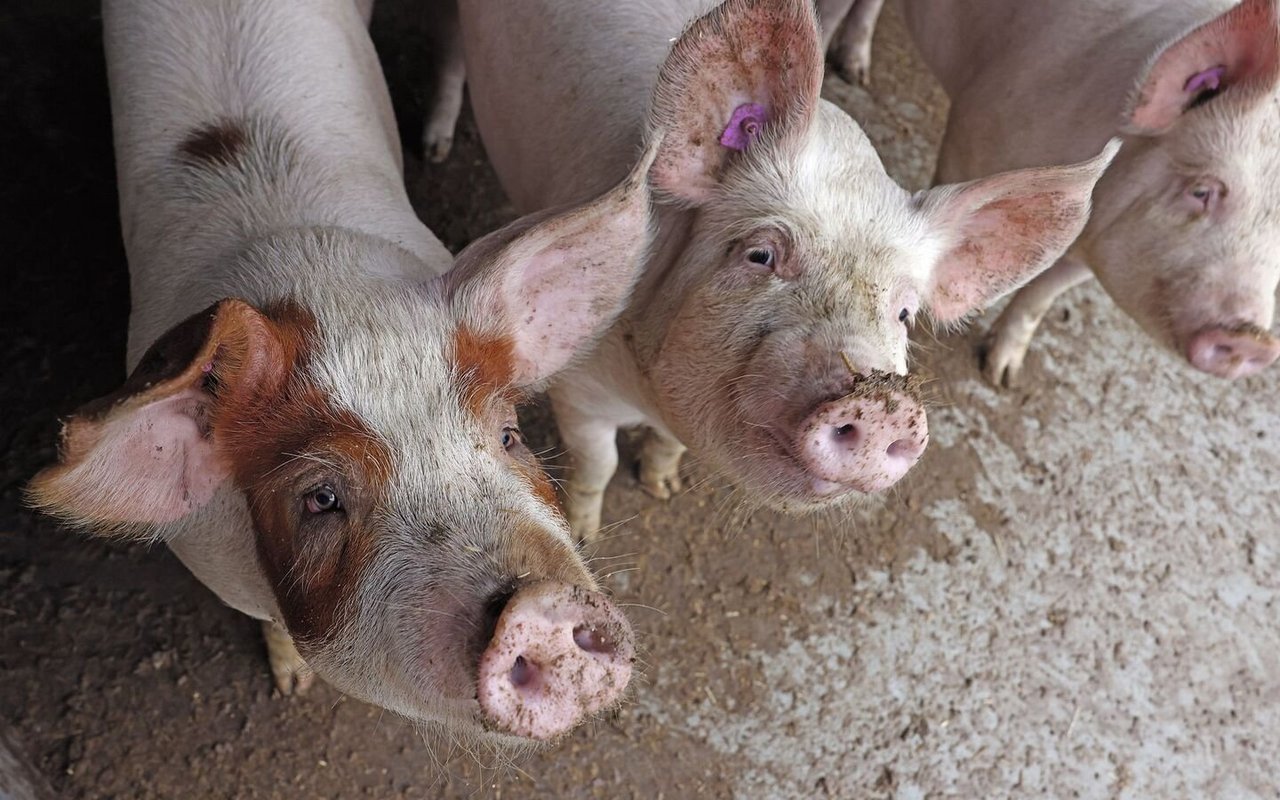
[1,2,1277,798]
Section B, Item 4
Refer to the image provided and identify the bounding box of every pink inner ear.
[719,103,768,151]
[1185,65,1226,94]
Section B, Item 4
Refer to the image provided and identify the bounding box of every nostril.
[886,438,918,460]
[573,624,617,656]
[832,422,861,449]
[509,654,539,691]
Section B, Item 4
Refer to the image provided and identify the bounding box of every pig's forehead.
[1173,93,1280,176]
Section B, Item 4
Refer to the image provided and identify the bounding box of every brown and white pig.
[456,0,1118,541]
[903,0,1280,384]
[26,0,659,743]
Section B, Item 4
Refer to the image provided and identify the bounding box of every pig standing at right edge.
[456,0,1117,541]
[903,0,1280,384]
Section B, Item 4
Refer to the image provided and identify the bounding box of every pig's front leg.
[263,620,315,696]
[422,0,466,163]
[552,392,620,544]
[982,255,1094,387]
[830,0,885,86]
[637,427,686,500]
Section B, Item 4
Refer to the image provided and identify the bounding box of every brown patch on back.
[177,119,248,166]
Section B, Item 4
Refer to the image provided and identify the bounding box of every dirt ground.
[2,2,1278,799]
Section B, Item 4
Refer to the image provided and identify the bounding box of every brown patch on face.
[177,119,248,166]
[215,302,394,645]
[452,325,518,418]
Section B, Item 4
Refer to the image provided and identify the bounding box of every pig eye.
[305,485,343,514]
[501,426,523,452]
[1184,179,1223,214]
[746,247,775,268]
[899,308,912,325]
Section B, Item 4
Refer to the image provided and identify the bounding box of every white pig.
[903,0,1280,384]
[27,0,660,743]
[456,0,1118,541]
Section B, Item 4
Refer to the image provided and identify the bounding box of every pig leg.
[816,0,857,51]
[830,0,885,86]
[263,621,315,696]
[983,255,1093,387]
[554,400,620,544]
[423,1,466,163]
[637,427,686,500]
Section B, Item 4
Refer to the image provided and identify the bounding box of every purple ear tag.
[1185,65,1226,94]
[719,103,768,151]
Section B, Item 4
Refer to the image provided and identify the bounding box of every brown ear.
[1125,0,1280,134]
[27,299,285,535]
[447,137,660,388]
[647,0,823,204]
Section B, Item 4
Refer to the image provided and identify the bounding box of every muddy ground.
[2,2,1278,798]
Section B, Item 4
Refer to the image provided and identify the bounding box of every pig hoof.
[263,621,315,696]
[980,335,1029,389]
[830,46,873,86]
[637,463,683,500]
[566,492,605,545]
[424,131,454,164]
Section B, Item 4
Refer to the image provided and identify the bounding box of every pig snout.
[794,378,928,494]
[477,582,634,741]
[1186,324,1280,380]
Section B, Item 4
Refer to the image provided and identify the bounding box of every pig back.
[902,0,1239,178]
[460,0,718,213]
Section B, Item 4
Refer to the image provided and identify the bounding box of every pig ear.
[1124,0,1280,134]
[647,0,823,204]
[26,300,285,535]
[919,140,1120,325]
[447,139,659,388]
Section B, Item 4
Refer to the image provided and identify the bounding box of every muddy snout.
[1186,323,1280,379]
[476,581,634,741]
[794,372,927,494]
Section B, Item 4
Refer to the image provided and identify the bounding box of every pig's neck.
[108,0,450,367]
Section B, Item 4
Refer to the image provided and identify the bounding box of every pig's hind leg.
[982,255,1093,387]
[422,0,466,163]
[263,621,315,696]
[637,428,686,500]
[830,0,885,86]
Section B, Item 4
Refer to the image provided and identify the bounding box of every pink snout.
[795,389,928,494]
[1187,325,1280,379]
[477,582,634,741]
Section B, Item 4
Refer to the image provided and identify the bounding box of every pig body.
[29,0,659,742]
[902,0,1280,383]
[458,0,1117,541]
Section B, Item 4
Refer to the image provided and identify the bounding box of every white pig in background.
[457,0,1118,541]
[27,0,660,743]
[903,0,1280,384]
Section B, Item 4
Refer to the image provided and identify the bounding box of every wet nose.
[477,582,634,741]
[795,388,928,493]
[1187,325,1280,379]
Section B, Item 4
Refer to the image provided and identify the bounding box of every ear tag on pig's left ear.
[1185,66,1226,96]
[720,103,767,151]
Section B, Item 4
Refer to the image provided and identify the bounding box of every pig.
[25,0,661,743]
[455,0,1118,541]
[817,0,888,86]
[902,0,1280,384]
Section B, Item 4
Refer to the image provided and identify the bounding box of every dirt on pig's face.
[636,106,939,510]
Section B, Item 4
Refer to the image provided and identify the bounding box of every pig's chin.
[716,426,873,512]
